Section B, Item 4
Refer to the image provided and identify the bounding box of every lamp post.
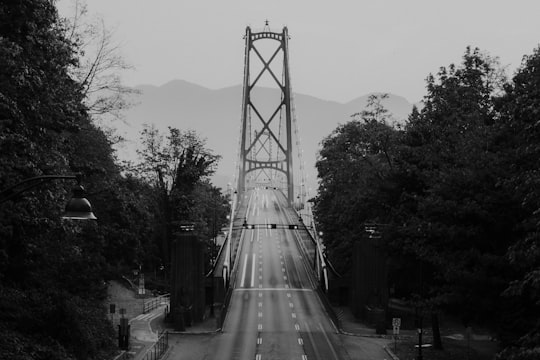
[0,174,97,220]
[209,192,220,318]
[416,314,423,360]
[364,222,388,335]
[415,245,425,360]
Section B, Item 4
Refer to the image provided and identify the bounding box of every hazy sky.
[57,0,540,104]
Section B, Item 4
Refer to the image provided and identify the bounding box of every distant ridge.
[115,80,416,190]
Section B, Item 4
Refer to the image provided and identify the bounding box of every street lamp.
[0,174,97,220]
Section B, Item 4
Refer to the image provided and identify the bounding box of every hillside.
[114,80,416,190]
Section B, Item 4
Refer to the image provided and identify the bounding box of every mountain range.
[114,80,417,190]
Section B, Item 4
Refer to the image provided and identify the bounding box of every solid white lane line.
[319,322,340,360]
[251,253,256,287]
[241,253,248,287]
[304,322,321,360]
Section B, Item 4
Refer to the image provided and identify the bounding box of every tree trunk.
[431,311,443,350]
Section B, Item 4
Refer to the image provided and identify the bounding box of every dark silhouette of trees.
[493,46,540,360]
[136,124,225,276]
[314,47,540,357]
[0,2,226,359]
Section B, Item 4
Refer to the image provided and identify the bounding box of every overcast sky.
[57,0,540,104]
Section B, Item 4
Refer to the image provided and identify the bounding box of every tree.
[60,0,138,125]
[493,45,540,359]
[389,48,517,349]
[136,125,221,273]
[0,1,119,358]
[314,94,400,274]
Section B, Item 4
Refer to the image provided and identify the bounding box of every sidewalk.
[108,280,496,360]
[128,305,168,360]
[107,281,171,360]
[332,305,396,359]
[332,305,499,360]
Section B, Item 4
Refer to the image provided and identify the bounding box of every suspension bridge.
[169,23,345,360]
[209,23,345,360]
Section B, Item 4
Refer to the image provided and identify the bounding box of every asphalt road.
[207,188,350,360]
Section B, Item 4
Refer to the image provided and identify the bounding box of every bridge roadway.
[209,188,350,360]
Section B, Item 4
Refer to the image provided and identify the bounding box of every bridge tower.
[237,23,295,203]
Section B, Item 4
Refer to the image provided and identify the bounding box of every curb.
[164,328,221,335]
[339,328,414,340]
[383,346,400,360]
[339,329,389,338]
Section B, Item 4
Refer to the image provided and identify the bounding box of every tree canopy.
[0,2,229,359]
[314,46,540,358]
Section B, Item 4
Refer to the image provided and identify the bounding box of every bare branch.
[60,0,139,123]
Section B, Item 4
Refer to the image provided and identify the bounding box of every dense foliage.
[0,1,229,359]
[135,124,228,274]
[314,47,540,358]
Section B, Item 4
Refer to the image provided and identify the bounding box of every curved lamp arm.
[0,174,97,220]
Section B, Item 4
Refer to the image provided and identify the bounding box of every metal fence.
[140,331,169,360]
[143,294,170,314]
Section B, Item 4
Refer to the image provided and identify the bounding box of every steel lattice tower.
[237,24,295,204]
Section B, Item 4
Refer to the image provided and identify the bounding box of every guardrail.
[140,331,169,360]
[143,294,170,314]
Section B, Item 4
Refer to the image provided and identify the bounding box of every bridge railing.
[295,200,337,291]
[207,189,249,285]
[213,190,251,328]
[142,294,170,314]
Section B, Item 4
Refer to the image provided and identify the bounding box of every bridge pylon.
[237,24,295,204]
